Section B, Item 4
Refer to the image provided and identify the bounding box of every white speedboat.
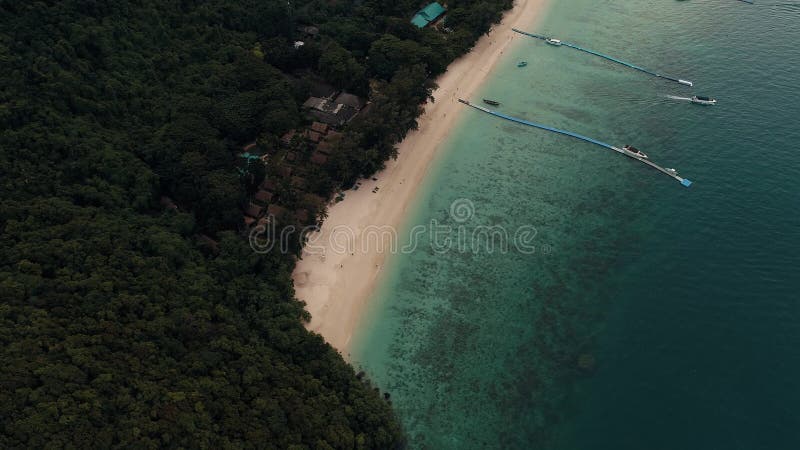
[545,38,562,46]
[623,145,649,159]
[691,95,716,105]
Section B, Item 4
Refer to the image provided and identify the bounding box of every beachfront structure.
[411,2,446,28]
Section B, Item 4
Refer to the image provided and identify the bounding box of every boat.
[545,38,562,46]
[517,61,528,67]
[623,145,649,159]
[483,99,500,106]
[691,95,716,105]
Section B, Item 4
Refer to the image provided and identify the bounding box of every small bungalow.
[310,121,329,135]
[411,2,446,28]
[267,204,288,218]
[297,25,319,38]
[281,130,297,145]
[311,152,328,165]
[334,92,365,110]
[254,190,274,205]
[306,130,322,143]
[261,178,278,192]
[316,141,333,155]
[244,203,264,219]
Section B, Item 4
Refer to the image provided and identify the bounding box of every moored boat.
[517,61,528,67]
[623,144,649,159]
[483,99,500,106]
[545,38,562,46]
[691,95,717,105]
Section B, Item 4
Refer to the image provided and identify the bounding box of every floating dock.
[512,28,693,87]
[458,99,692,187]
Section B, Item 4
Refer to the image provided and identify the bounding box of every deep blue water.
[558,1,800,448]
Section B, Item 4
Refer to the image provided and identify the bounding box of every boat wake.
[666,95,693,102]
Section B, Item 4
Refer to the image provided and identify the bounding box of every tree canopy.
[1,0,513,446]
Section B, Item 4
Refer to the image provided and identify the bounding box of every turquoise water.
[352,0,800,448]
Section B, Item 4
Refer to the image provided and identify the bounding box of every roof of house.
[298,25,319,36]
[254,190,274,204]
[311,152,328,165]
[261,178,278,192]
[310,122,329,134]
[316,141,333,155]
[411,2,446,28]
[303,97,327,110]
[334,92,365,109]
[334,104,358,124]
[306,130,322,142]
[358,102,373,117]
[267,204,288,217]
[281,130,296,144]
[244,203,264,218]
[304,95,362,126]
[308,110,341,126]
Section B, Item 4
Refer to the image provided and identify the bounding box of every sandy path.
[292,0,549,354]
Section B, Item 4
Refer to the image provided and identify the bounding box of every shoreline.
[292,0,549,354]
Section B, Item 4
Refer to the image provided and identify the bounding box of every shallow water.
[352,0,800,448]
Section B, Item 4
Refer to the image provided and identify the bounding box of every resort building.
[302,91,365,126]
[411,2,446,28]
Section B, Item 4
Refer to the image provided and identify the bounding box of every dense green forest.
[0,0,510,447]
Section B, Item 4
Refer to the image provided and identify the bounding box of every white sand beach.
[292,0,549,354]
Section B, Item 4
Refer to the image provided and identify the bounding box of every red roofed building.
[261,178,278,192]
[311,152,328,165]
[254,190,274,205]
[244,203,263,218]
[306,130,322,143]
[317,141,333,155]
[267,204,288,217]
[281,130,296,145]
[310,121,329,134]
